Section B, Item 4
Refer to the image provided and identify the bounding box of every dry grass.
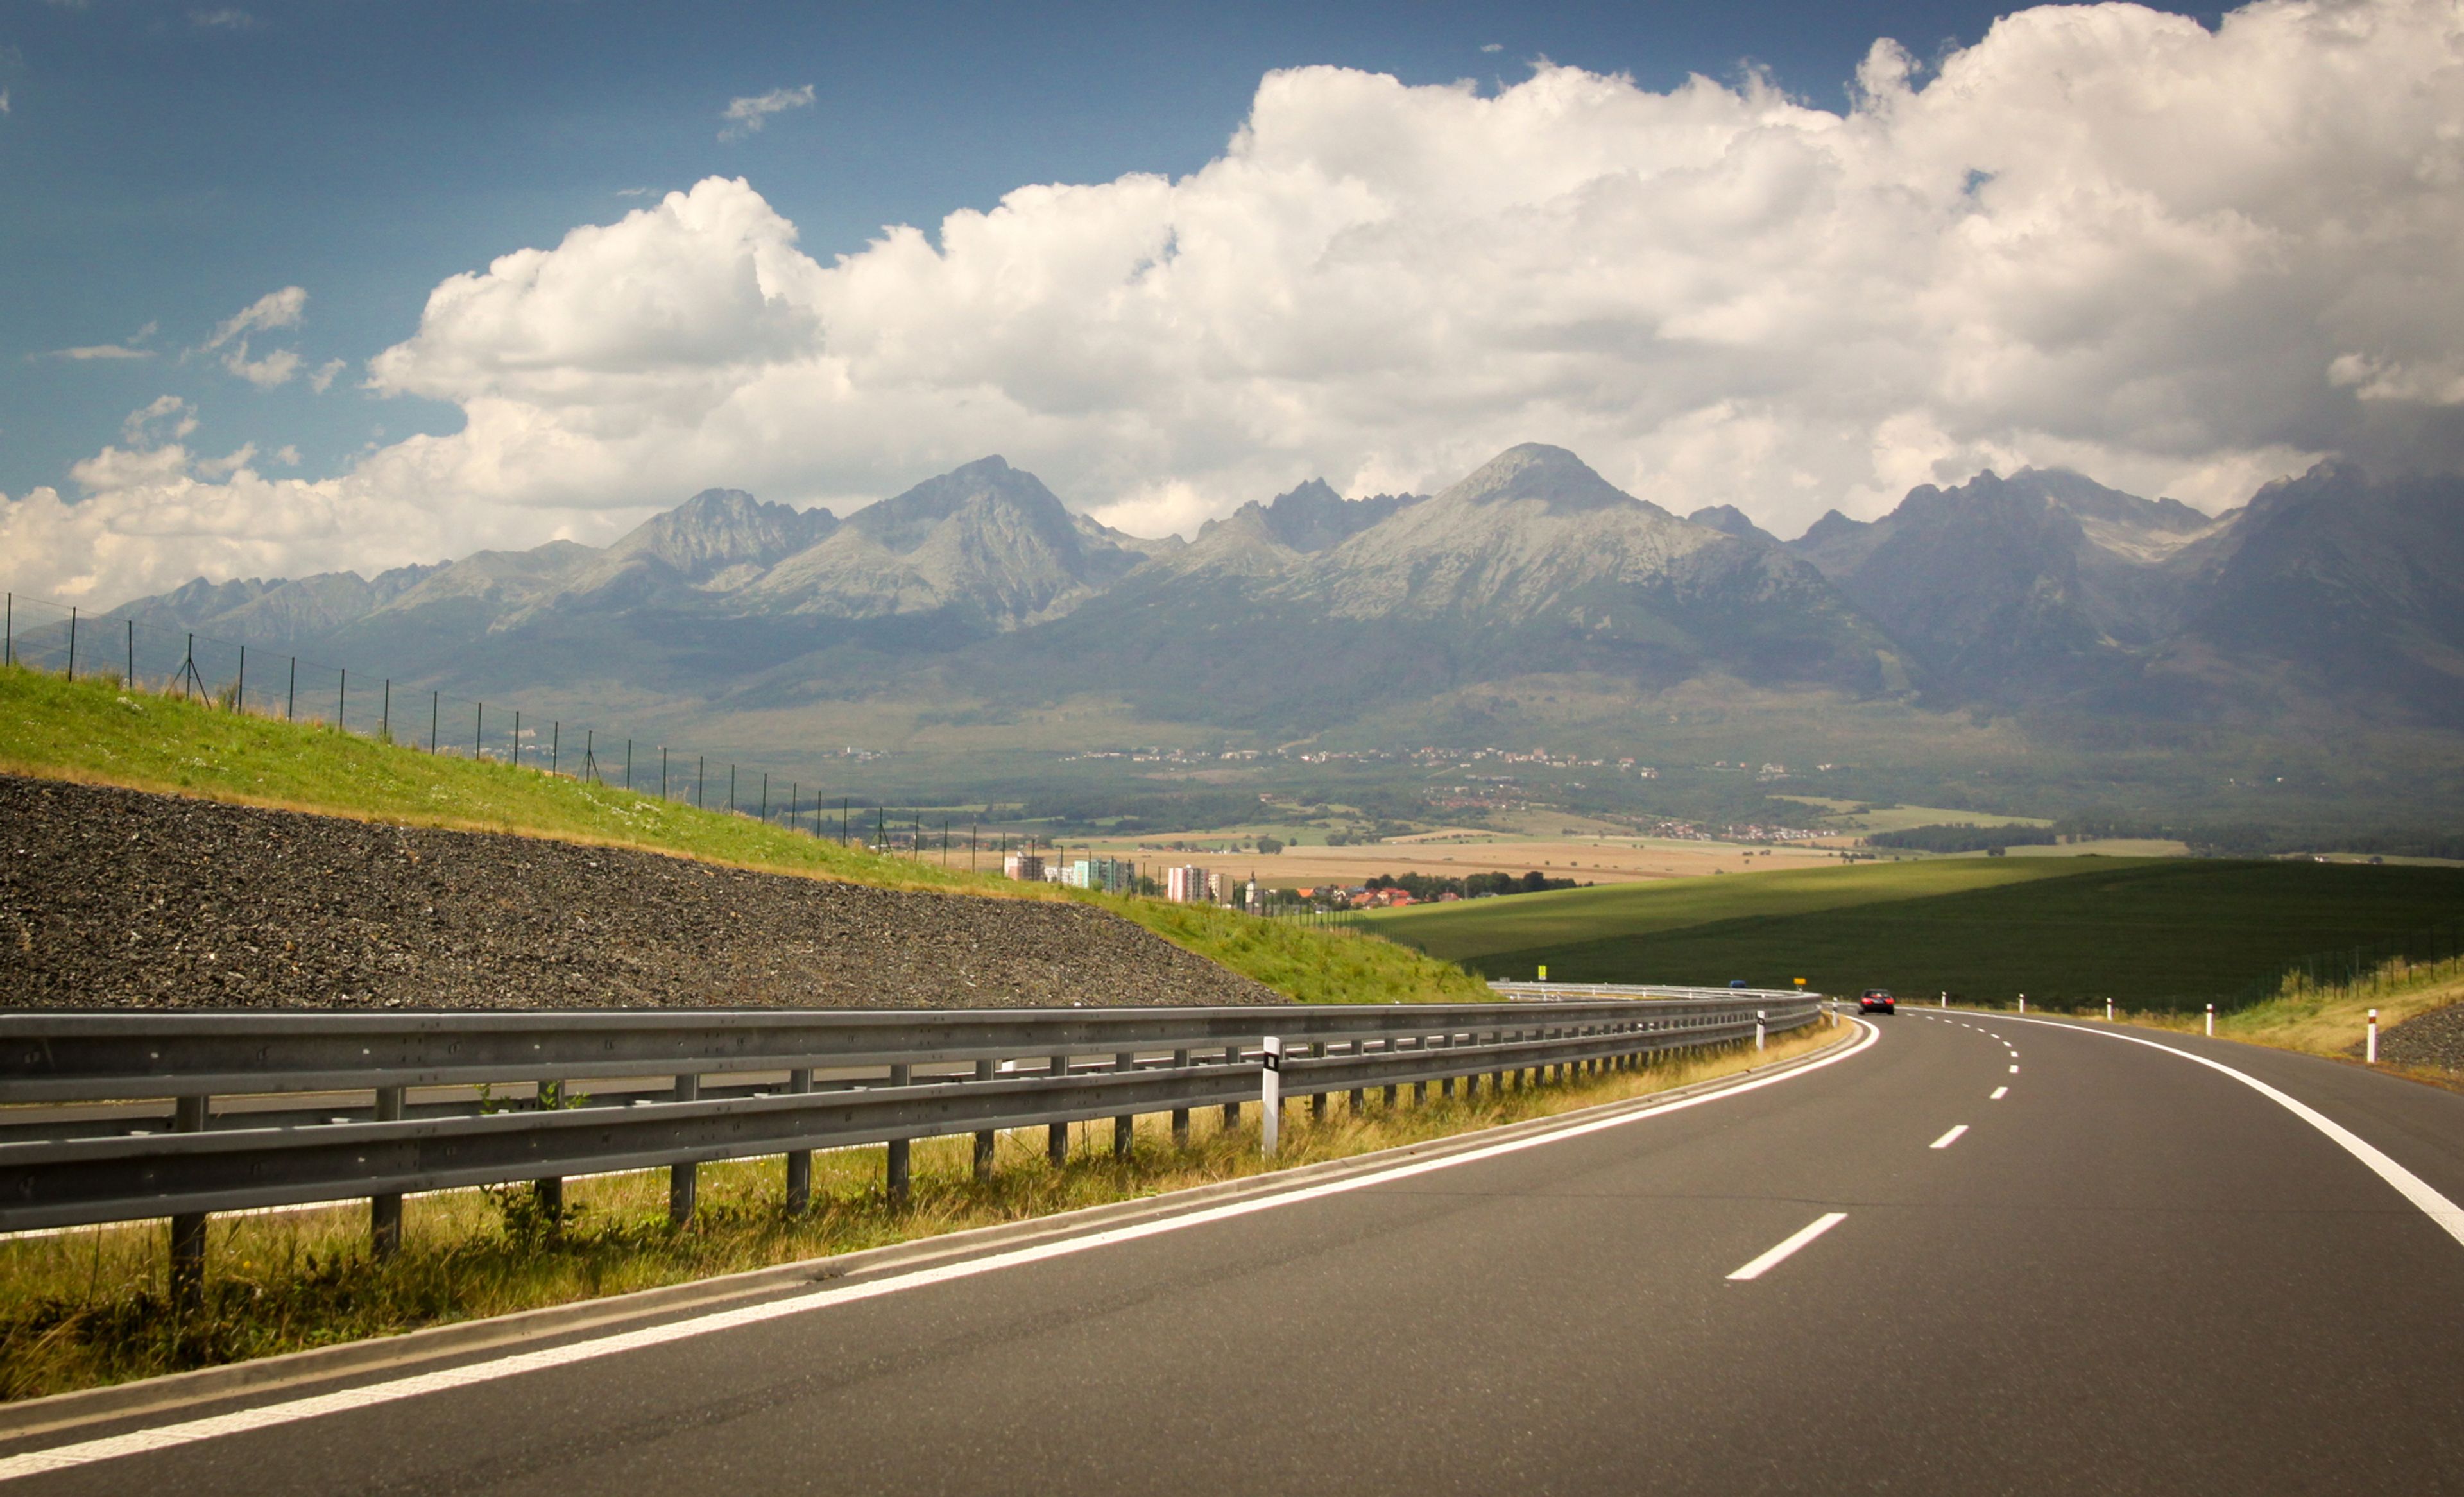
[0,1020,1844,1402]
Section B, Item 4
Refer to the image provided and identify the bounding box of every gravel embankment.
[0,775,1284,1011]
[2375,1003,2464,1070]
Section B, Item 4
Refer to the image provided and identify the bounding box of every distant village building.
[1003,852,1045,882]
[1165,865,1220,903]
[1062,857,1136,894]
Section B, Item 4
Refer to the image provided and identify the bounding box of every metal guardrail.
[0,995,1822,1299]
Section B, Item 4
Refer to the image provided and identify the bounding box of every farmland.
[1369,857,2464,1009]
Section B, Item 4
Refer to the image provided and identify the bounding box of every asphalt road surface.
[10,1010,2464,1494]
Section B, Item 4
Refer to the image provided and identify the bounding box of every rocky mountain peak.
[1441,443,1638,515]
[1686,504,1778,545]
[604,488,837,581]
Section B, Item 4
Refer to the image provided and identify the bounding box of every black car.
[1858,988,1896,1014]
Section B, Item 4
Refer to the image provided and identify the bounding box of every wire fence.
[2234,915,2464,1009]
[0,588,1015,862]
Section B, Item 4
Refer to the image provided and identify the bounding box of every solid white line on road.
[1996,1015,2464,1251]
[1930,1125,1969,1149]
[1727,1213,1849,1281]
[0,1023,1886,1483]
[1990,1086,2008,1100]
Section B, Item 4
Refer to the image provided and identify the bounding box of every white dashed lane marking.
[1727,1213,1849,1281]
[1930,1125,1969,1149]
[1990,1086,2008,1100]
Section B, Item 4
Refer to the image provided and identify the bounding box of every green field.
[1369,857,2464,1009]
[0,664,1484,1006]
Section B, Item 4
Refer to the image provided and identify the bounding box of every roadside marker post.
[2107,998,2114,1023]
[1537,964,1548,982]
[2205,1004,2215,1038]
[1940,992,1947,1009]
[1260,1036,1284,1158]
[2368,1009,2380,1065]
[1755,1011,1767,1052]
[2019,994,2027,1014]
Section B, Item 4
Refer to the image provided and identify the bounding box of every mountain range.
[110,444,2464,738]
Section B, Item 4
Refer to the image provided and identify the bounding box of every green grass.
[1373,855,2464,1009]
[0,1022,1840,1400]
[1368,858,2098,963]
[1092,896,1493,1005]
[0,663,1480,1004]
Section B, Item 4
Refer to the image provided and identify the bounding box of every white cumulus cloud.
[198,286,307,388]
[13,0,2464,608]
[719,84,814,141]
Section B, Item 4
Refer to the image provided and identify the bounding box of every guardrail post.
[1170,1050,1192,1145]
[170,1093,210,1315]
[886,1063,912,1203]
[1222,1045,1242,1131]
[785,1068,814,1214]
[1049,1055,1071,1167]
[1310,1041,1328,1118]
[670,1074,700,1224]
[533,1080,567,1223]
[1113,1051,1136,1159]
[974,1060,998,1179]
[371,1084,405,1259]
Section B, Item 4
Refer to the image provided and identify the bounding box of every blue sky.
[3,0,2216,500]
[12,0,2454,608]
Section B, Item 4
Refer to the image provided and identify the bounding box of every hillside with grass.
[0,665,1480,1006]
[1371,855,2464,1009]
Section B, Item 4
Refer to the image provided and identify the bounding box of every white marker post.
[2106,998,2114,1023]
[1259,1036,1283,1157]
[1940,992,1948,1009]
[2368,1009,2379,1065]
[2019,994,2027,1015]
[2205,1003,2215,1037]
[1756,1010,1767,1052]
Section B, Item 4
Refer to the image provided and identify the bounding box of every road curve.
[9,1010,2464,1494]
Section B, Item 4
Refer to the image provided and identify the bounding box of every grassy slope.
[1374,854,2464,1008]
[0,665,1477,1005]
[1367,859,2098,962]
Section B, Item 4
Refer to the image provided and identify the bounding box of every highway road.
[9,1009,2464,1494]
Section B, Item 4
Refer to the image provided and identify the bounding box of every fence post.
[235,644,244,711]
[1222,1044,1242,1129]
[169,1093,210,1314]
[3,592,10,666]
[64,606,75,680]
[287,655,296,721]
[886,1063,912,1203]
[1048,1055,1070,1166]
[381,680,390,743]
[338,668,347,732]
[430,690,438,751]
[124,618,133,689]
[370,1085,406,1258]
[784,1068,814,1213]
[511,709,519,767]
[1114,1050,1136,1158]
[974,1059,998,1179]
[475,702,483,760]
[669,1074,700,1224]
